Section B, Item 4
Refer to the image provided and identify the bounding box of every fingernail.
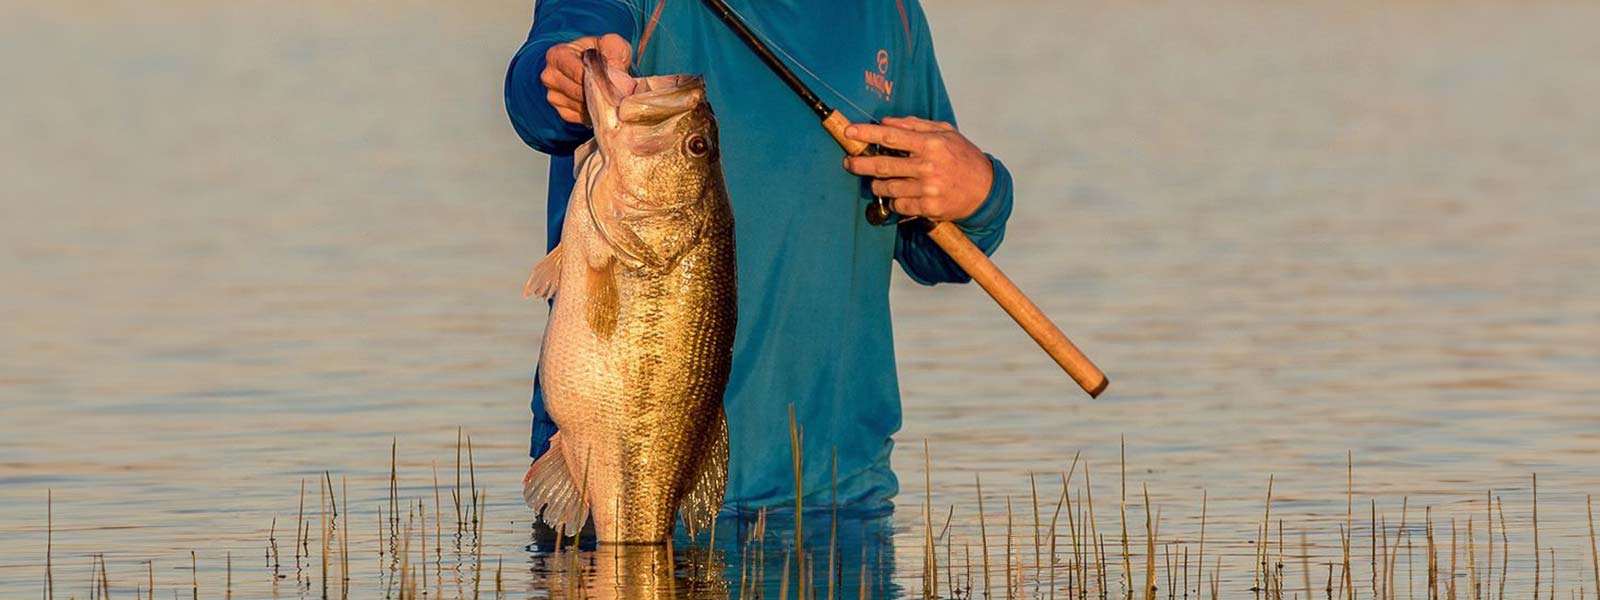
[844,125,857,137]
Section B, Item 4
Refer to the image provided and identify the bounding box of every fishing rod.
[699,0,1110,397]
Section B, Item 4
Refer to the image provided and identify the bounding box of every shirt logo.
[865,48,894,101]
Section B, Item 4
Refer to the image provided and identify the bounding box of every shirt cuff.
[953,154,1012,236]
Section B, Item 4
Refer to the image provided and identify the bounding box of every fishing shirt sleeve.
[892,1,1015,286]
[504,0,642,156]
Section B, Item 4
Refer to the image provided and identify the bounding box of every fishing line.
[589,0,877,122]
[710,1,878,121]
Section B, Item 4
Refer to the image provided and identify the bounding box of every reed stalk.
[1496,497,1508,600]
[979,474,992,599]
[861,546,870,600]
[1341,524,1353,600]
[46,490,53,600]
[1303,529,1313,600]
[1211,558,1221,600]
[1467,517,1477,600]
[342,477,350,600]
[1381,514,1390,600]
[467,435,479,532]
[1550,548,1557,600]
[1588,495,1597,600]
[1277,519,1285,600]
[1034,474,1044,595]
[1050,480,1066,600]
[1259,476,1276,599]
[946,509,957,597]
[1536,474,1542,600]
[1007,496,1016,600]
[779,549,791,600]
[1087,462,1107,598]
[967,542,975,598]
[419,498,428,593]
[1198,489,1207,599]
[377,504,385,581]
[1348,452,1356,600]
[789,403,804,585]
[473,491,484,600]
[1122,438,1132,599]
[1485,491,1493,600]
[1392,499,1410,600]
[1426,508,1435,600]
[924,442,934,600]
[1374,500,1381,600]
[1408,533,1415,600]
[1143,485,1156,600]
[390,440,400,552]
[1450,518,1458,600]
[321,474,329,600]
[454,428,463,529]
[830,449,838,600]
[297,479,306,572]
[432,461,442,582]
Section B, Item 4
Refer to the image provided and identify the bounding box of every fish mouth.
[583,49,706,134]
[582,48,628,133]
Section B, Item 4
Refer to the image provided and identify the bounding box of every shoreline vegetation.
[35,428,1600,600]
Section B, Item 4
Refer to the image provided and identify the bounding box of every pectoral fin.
[522,242,565,300]
[521,433,589,536]
[678,411,728,538]
[586,257,619,339]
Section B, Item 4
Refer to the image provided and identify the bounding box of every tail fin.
[678,411,728,537]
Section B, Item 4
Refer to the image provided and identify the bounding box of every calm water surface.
[3,1,1598,598]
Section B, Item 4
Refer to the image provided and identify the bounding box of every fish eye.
[686,134,710,157]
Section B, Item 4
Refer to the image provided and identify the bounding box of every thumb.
[598,33,634,69]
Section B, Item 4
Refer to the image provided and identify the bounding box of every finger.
[548,43,586,83]
[844,155,931,179]
[540,68,583,103]
[557,108,586,125]
[545,86,583,112]
[567,36,602,51]
[870,177,928,199]
[844,123,929,154]
[598,33,634,69]
[881,116,955,132]
[549,100,586,125]
[889,197,925,217]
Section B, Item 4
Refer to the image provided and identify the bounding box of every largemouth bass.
[521,49,735,544]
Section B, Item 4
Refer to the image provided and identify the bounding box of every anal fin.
[521,433,588,536]
[678,410,728,538]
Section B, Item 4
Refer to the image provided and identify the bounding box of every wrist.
[955,155,1007,231]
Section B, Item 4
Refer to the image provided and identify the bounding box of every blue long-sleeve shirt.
[506,0,1013,511]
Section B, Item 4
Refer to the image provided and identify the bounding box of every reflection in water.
[537,545,723,600]
[2,0,1599,597]
[528,511,899,600]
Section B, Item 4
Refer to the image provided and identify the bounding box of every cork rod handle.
[821,110,1109,397]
